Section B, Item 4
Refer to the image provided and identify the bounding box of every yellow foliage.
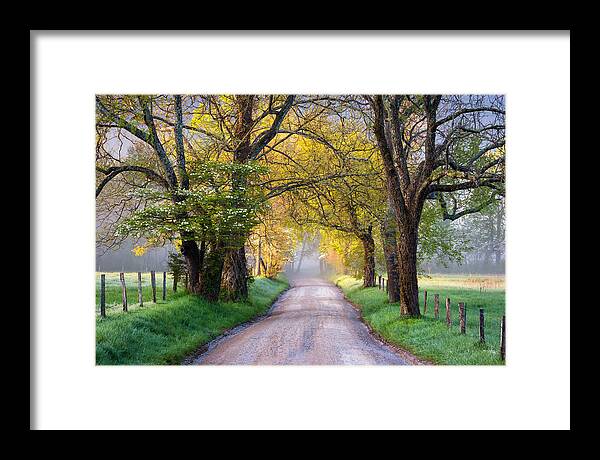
[132,245,148,257]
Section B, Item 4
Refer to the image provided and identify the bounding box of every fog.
[96,239,174,272]
[96,232,504,275]
[285,253,323,278]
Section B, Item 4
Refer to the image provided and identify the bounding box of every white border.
[32,32,570,430]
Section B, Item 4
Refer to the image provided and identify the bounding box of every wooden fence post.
[100,274,106,318]
[459,302,466,334]
[423,290,428,314]
[137,272,143,307]
[151,271,157,303]
[445,297,451,327]
[479,308,485,343]
[385,277,389,293]
[120,272,128,312]
[378,275,382,289]
[434,294,439,319]
[162,271,167,301]
[173,275,178,293]
[500,315,506,361]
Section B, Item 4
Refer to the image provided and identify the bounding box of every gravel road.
[190,277,410,365]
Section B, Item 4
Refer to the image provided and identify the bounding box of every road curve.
[191,277,408,365]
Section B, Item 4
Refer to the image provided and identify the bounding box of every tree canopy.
[96,94,505,314]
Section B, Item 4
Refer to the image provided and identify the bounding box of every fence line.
[369,282,504,360]
[98,272,179,318]
[99,271,506,360]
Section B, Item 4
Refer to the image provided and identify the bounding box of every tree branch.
[434,107,505,128]
[249,95,295,159]
[428,178,503,194]
[437,193,498,221]
[96,166,169,197]
[95,97,151,144]
[264,172,372,200]
[138,96,178,188]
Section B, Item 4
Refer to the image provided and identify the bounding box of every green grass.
[96,274,289,365]
[335,274,505,365]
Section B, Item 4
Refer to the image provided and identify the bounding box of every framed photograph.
[31,30,570,430]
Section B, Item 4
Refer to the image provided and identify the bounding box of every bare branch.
[434,107,505,128]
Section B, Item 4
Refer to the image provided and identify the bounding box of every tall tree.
[96,95,210,295]
[366,95,505,315]
[215,95,295,299]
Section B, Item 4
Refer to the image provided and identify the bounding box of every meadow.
[335,274,506,365]
[96,273,289,365]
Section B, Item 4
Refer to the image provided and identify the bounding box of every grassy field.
[96,274,289,365]
[335,274,505,365]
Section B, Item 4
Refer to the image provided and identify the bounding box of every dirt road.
[190,277,410,365]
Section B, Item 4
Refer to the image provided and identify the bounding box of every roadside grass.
[335,274,505,365]
[96,274,289,365]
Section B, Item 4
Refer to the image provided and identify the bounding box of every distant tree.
[246,199,297,279]
[452,196,505,271]
[281,115,383,287]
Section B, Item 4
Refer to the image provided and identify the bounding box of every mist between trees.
[96,95,505,315]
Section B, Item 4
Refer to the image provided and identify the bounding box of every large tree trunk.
[380,205,401,302]
[360,228,376,288]
[222,246,249,301]
[180,239,202,295]
[397,219,420,316]
[200,242,226,302]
